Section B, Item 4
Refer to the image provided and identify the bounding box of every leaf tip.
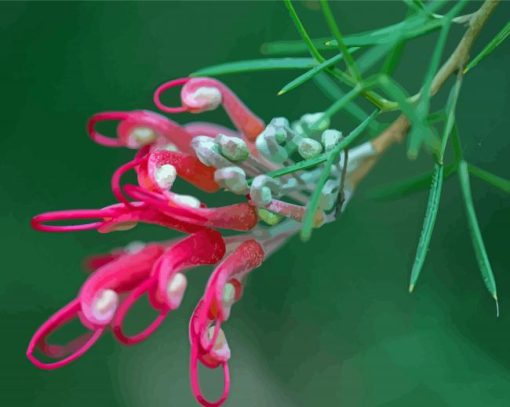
[409,283,415,293]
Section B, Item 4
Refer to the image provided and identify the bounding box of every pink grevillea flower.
[154,77,265,141]
[189,240,264,407]
[28,73,374,406]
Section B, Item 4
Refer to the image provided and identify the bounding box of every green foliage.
[194,0,507,312]
[465,20,510,73]
[458,160,499,315]
[191,58,316,76]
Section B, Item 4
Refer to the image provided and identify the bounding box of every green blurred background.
[1,1,509,406]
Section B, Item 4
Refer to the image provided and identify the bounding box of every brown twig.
[349,0,500,189]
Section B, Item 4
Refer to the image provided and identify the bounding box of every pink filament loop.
[27,299,105,370]
[190,344,230,407]
[31,208,117,232]
[111,147,150,207]
[111,277,168,346]
[123,184,207,222]
[88,111,131,147]
[154,77,190,113]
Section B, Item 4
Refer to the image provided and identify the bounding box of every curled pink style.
[189,240,264,407]
[31,202,205,235]
[87,110,196,153]
[136,148,220,193]
[124,185,258,231]
[27,243,165,369]
[154,77,265,141]
[112,230,226,345]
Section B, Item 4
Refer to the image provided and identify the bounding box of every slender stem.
[283,0,392,111]
[352,0,499,187]
[320,0,361,80]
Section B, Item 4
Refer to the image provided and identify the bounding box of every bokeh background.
[1,1,509,406]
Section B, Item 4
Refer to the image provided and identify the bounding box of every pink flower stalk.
[28,75,373,406]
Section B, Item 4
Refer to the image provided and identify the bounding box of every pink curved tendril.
[32,202,205,235]
[190,344,230,407]
[137,149,219,194]
[111,230,226,345]
[194,240,264,355]
[88,111,130,147]
[155,77,265,141]
[79,243,165,329]
[153,77,191,113]
[111,147,150,207]
[111,277,168,345]
[88,109,196,153]
[27,299,105,370]
[124,184,258,231]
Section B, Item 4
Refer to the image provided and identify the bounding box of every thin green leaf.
[320,0,361,80]
[468,164,510,193]
[465,21,510,73]
[439,73,463,161]
[369,163,456,201]
[313,74,379,133]
[357,43,396,74]
[300,112,378,241]
[260,38,331,56]
[409,164,444,292]
[191,58,316,76]
[279,53,342,95]
[458,160,499,314]
[311,86,363,131]
[261,2,445,56]
[411,1,466,157]
[409,71,463,291]
[283,0,324,61]
[382,40,406,75]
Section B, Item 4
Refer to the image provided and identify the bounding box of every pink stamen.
[111,151,149,207]
[27,299,105,370]
[137,149,219,193]
[125,185,258,231]
[182,77,265,141]
[88,110,196,153]
[155,77,265,141]
[79,244,165,328]
[111,230,225,345]
[190,240,264,360]
[153,77,191,113]
[190,344,230,407]
[32,202,205,235]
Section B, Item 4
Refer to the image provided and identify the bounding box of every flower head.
[28,75,375,406]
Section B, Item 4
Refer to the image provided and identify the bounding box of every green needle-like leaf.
[260,38,331,56]
[311,86,362,130]
[191,58,316,76]
[465,21,510,73]
[410,1,466,157]
[458,161,499,314]
[261,2,445,55]
[279,48,360,95]
[283,0,324,61]
[279,54,341,95]
[468,164,510,193]
[409,164,444,292]
[409,74,463,291]
[300,112,378,241]
[320,0,361,80]
[369,163,456,201]
[313,74,378,131]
